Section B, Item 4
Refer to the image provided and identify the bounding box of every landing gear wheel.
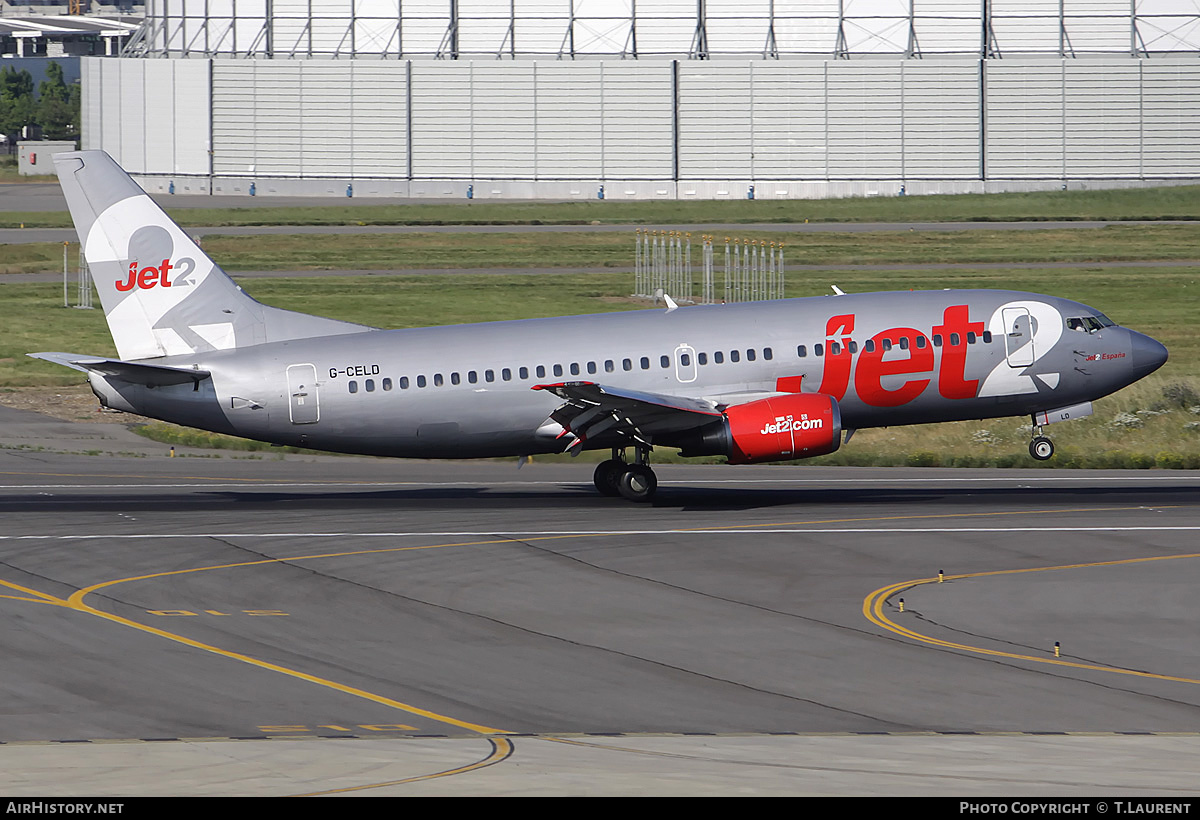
[617,464,658,503]
[1029,436,1055,461]
[593,459,624,497]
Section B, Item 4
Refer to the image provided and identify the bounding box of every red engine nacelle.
[723,393,842,464]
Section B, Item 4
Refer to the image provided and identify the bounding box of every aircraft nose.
[1129,331,1168,380]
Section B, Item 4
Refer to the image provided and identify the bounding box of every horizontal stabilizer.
[29,352,210,387]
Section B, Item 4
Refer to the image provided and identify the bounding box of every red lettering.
[933,305,984,400]
[115,258,175,292]
[137,265,160,289]
[115,262,137,292]
[854,328,933,407]
[817,314,855,400]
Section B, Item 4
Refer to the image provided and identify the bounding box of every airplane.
[33,151,1168,502]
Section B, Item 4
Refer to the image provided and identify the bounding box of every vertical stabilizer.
[54,151,372,362]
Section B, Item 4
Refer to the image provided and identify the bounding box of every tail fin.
[54,151,372,362]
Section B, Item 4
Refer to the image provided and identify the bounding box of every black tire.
[617,465,658,502]
[1029,436,1055,461]
[593,459,624,497]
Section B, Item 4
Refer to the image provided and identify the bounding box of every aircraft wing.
[30,352,211,387]
[533,381,723,449]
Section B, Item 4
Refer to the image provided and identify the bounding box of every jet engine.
[676,393,842,464]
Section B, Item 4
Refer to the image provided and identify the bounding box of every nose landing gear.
[593,446,658,502]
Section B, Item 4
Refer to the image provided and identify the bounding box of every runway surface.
[1,408,1199,795]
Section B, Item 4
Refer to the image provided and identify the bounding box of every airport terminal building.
[78,1,1200,199]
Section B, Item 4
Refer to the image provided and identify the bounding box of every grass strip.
[6,224,1200,275]
[5,183,1200,229]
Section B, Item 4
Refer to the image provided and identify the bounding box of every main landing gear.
[1028,418,1055,461]
[594,446,658,502]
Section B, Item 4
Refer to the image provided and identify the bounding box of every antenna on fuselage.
[831,285,846,296]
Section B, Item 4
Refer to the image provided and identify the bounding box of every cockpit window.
[1066,315,1114,333]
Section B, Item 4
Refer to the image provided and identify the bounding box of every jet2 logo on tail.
[116,258,196,292]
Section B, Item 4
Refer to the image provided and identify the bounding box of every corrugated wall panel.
[82,57,103,152]
[678,63,752,179]
[89,55,1200,188]
[902,61,980,179]
[211,63,257,175]
[142,63,177,175]
[534,63,603,179]
[985,60,1065,178]
[410,62,474,178]
[251,63,304,175]
[298,64,354,177]
[1064,61,1140,177]
[117,60,147,174]
[601,61,674,179]
[826,62,903,179]
[348,62,408,177]
[1141,62,1200,177]
[471,63,537,178]
[171,59,211,176]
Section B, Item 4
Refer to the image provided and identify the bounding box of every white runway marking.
[1,526,1199,540]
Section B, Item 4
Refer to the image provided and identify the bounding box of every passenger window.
[366,379,375,392]
[433,374,443,387]
[569,363,580,376]
[640,357,650,369]
[383,378,393,391]
[715,351,724,364]
[349,380,358,393]
[814,344,824,357]
[536,365,546,378]
[554,364,564,377]
[747,349,756,362]
[967,332,977,344]
[865,340,875,353]
[899,337,909,350]
[400,376,409,389]
[730,350,740,362]
[982,331,993,343]
[950,333,961,346]
[468,371,478,384]
[587,361,597,375]
[502,368,512,381]
[933,335,943,347]
[681,353,691,366]
[451,372,461,385]
[915,336,927,349]
[417,375,427,388]
[830,342,841,355]
[763,347,773,360]
[796,345,806,358]
[848,341,858,354]
[698,352,708,365]
[485,369,495,382]
[623,358,632,371]
[605,360,614,373]
[519,366,529,379]
[660,355,670,368]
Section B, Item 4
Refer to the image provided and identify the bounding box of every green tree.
[36,62,79,141]
[0,66,36,138]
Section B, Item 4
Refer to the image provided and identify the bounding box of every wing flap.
[532,381,723,449]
